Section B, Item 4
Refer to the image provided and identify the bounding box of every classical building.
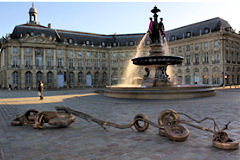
[0,5,240,89]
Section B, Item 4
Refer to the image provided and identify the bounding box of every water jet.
[103,6,216,99]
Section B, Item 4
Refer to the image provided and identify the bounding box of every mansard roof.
[10,17,232,46]
[165,17,232,41]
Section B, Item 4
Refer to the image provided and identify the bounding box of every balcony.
[86,67,92,70]
[25,65,32,69]
[212,60,220,64]
[78,66,83,70]
[36,65,43,69]
[46,66,54,70]
[94,67,100,70]
[11,65,19,68]
[57,66,64,69]
[69,66,75,70]
[102,67,107,70]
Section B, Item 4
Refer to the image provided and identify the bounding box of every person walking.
[38,80,44,100]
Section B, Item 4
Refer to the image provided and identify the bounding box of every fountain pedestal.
[142,43,173,87]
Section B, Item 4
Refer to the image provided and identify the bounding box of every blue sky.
[0,1,240,37]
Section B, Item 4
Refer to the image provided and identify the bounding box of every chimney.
[48,23,51,28]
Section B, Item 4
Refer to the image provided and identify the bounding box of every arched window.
[12,71,18,85]
[103,72,107,83]
[95,72,99,84]
[78,72,83,83]
[25,71,31,85]
[69,72,74,83]
[47,72,53,84]
[36,71,42,83]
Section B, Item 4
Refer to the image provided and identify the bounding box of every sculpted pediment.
[20,35,55,44]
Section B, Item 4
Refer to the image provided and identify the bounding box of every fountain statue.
[103,6,216,99]
[132,5,183,87]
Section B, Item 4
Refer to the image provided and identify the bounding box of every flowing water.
[119,32,148,86]
[162,36,175,84]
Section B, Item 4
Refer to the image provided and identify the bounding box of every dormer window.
[186,32,191,38]
[86,40,90,45]
[101,42,105,47]
[112,42,117,47]
[171,35,175,41]
[129,41,134,46]
[204,28,210,34]
[68,39,73,44]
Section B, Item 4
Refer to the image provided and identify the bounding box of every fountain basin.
[103,85,216,99]
[132,56,184,65]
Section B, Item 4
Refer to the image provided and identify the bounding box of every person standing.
[159,18,166,38]
[38,80,44,100]
[148,17,154,43]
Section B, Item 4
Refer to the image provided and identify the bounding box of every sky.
[0,1,240,38]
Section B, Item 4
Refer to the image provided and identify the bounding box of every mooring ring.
[134,114,149,132]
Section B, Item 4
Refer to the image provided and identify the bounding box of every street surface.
[0,89,239,160]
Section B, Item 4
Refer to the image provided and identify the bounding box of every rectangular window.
[87,59,91,67]
[13,56,18,66]
[78,52,82,57]
[204,42,208,49]
[57,50,62,56]
[204,52,209,63]
[186,45,190,52]
[214,51,219,62]
[102,61,106,68]
[69,59,73,68]
[47,49,52,55]
[195,43,199,51]
[186,55,190,65]
[13,47,18,54]
[185,76,191,84]
[102,53,106,58]
[78,59,83,68]
[69,51,73,57]
[232,52,235,63]
[226,50,229,63]
[112,53,117,59]
[214,40,219,48]
[25,48,30,54]
[47,57,52,67]
[95,53,98,58]
[58,58,62,67]
[195,54,199,64]
[94,60,99,68]
[178,47,182,53]
[26,56,31,66]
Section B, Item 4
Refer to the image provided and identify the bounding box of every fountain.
[103,6,216,99]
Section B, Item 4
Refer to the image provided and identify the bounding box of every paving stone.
[0,89,239,159]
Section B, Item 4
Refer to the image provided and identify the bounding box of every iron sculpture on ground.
[11,107,239,150]
[11,109,75,128]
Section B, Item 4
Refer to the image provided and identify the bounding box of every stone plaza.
[0,88,239,160]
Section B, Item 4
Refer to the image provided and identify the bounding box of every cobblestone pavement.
[0,89,239,160]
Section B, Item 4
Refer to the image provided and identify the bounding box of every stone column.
[53,49,56,66]
[32,48,35,66]
[32,71,36,89]
[43,48,46,67]
[21,47,24,66]
[1,49,5,67]
[20,71,25,89]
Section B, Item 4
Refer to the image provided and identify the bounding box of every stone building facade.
[0,5,239,89]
